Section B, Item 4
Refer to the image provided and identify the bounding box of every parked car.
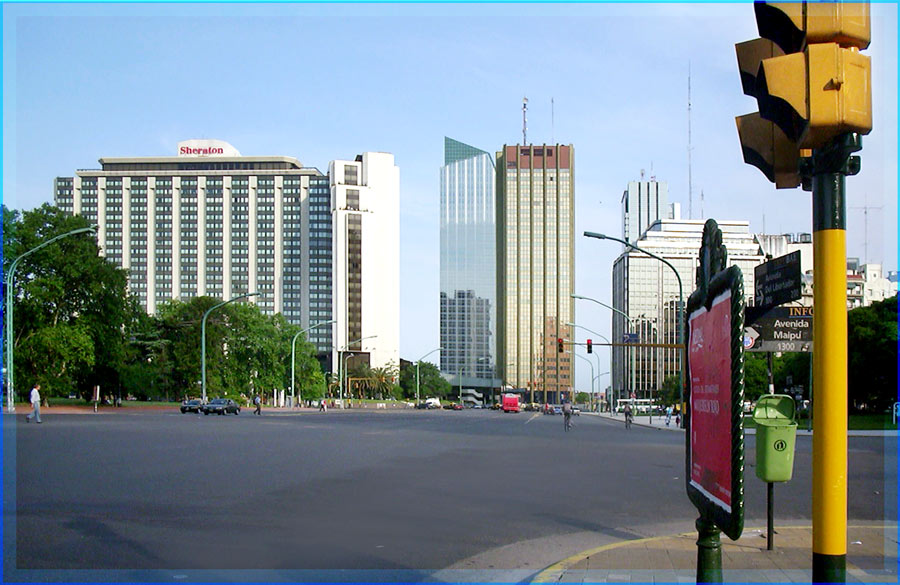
[414,402,429,410]
[180,399,202,414]
[490,402,502,410]
[451,403,464,411]
[552,405,563,415]
[201,398,241,415]
[571,407,581,416]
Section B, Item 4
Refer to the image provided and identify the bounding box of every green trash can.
[753,394,798,482]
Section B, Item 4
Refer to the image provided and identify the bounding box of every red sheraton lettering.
[179,147,225,155]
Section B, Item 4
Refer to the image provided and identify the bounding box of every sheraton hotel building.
[54,139,400,371]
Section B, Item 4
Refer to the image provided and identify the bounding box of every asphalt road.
[4,409,896,582]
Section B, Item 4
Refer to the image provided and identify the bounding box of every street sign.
[754,251,802,310]
[744,306,813,353]
[686,219,745,543]
[622,333,640,344]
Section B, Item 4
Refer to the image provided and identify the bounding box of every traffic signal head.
[587,339,593,354]
[557,338,564,353]
[737,1,873,181]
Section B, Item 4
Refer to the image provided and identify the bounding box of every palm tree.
[370,363,399,399]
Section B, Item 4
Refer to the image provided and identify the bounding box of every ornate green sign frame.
[685,219,745,542]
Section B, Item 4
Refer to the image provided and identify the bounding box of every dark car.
[414,402,429,410]
[180,399,202,414]
[201,398,241,415]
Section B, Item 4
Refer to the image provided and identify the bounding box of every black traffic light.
[587,339,593,354]
[557,338,564,353]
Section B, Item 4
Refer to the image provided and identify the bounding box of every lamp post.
[5,225,97,412]
[572,294,637,420]
[202,292,259,403]
[584,231,685,428]
[567,321,608,410]
[337,335,377,409]
[291,319,336,408]
[415,347,442,405]
[574,352,595,410]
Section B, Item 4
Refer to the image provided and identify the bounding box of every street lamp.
[415,347,442,405]
[337,335,377,409]
[584,231,686,428]
[567,322,608,411]
[572,293,636,420]
[5,225,97,412]
[201,292,260,403]
[574,352,595,410]
[291,319,336,408]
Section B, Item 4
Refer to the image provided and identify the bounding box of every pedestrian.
[319,399,327,412]
[665,404,673,426]
[253,394,262,415]
[25,383,42,424]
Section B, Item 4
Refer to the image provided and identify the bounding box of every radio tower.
[522,97,528,145]
[688,63,693,220]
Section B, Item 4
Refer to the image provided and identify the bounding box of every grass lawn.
[743,412,897,431]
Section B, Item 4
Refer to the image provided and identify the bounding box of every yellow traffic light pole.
[804,133,860,583]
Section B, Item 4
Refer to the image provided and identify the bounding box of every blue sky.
[3,2,897,394]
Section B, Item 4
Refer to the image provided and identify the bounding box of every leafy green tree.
[658,375,683,406]
[3,204,138,399]
[398,360,451,399]
[743,353,770,401]
[847,296,898,411]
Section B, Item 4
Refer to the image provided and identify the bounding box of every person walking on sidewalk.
[665,404,673,427]
[253,394,262,415]
[25,383,42,424]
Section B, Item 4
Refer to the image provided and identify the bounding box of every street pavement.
[4,407,897,582]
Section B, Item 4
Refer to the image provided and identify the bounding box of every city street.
[4,409,896,582]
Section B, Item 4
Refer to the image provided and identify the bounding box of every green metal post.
[696,516,723,583]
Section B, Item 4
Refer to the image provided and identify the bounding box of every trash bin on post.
[753,394,798,482]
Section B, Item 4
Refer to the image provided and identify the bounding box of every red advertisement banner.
[689,291,733,513]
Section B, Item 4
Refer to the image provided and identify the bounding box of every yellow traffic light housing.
[736,113,801,189]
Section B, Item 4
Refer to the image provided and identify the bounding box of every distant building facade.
[621,180,670,244]
[611,219,765,405]
[439,138,498,391]
[496,144,575,404]
[329,152,400,371]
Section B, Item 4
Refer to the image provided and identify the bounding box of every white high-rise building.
[329,153,400,371]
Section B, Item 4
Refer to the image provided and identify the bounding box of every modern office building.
[439,137,499,395]
[329,152,400,371]
[54,139,340,353]
[495,144,575,404]
[621,179,670,244]
[611,218,765,406]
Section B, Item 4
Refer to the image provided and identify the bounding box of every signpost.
[744,306,813,353]
[686,220,745,582]
[754,251,802,310]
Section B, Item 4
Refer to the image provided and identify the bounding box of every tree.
[398,360,451,399]
[848,295,898,412]
[3,204,138,399]
[370,363,399,399]
[658,375,682,406]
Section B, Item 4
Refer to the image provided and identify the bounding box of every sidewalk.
[533,524,898,583]
[586,412,898,437]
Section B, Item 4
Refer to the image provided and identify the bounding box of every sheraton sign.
[179,146,224,156]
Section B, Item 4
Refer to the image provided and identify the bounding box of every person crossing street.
[25,383,42,424]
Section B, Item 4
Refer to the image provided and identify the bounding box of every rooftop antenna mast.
[688,62,693,220]
[700,189,705,219]
[522,97,528,144]
[849,193,883,264]
[551,97,555,144]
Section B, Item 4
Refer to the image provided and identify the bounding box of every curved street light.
[291,319,336,407]
[5,225,97,412]
[567,321,608,411]
[574,351,595,408]
[583,231,685,428]
[201,292,260,403]
[415,347,442,405]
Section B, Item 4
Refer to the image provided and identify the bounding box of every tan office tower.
[496,144,575,404]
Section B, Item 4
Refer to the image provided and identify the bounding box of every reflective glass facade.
[496,144,575,404]
[440,138,496,383]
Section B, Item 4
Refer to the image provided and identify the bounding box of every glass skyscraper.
[440,137,497,389]
[495,144,575,405]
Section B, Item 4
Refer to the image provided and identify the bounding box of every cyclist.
[624,402,633,429]
[562,400,573,432]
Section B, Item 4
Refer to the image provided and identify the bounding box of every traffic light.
[557,338,564,353]
[587,339,593,354]
[736,1,872,186]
